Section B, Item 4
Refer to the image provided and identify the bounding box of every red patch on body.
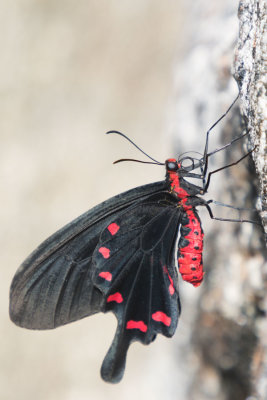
[99,247,110,258]
[126,320,147,333]
[107,292,123,303]
[107,223,120,235]
[179,209,204,287]
[99,271,112,281]
[168,172,189,198]
[152,311,171,326]
[178,252,202,264]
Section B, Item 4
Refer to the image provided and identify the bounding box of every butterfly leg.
[201,95,239,181]
[204,202,261,225]
[203,148,255,194]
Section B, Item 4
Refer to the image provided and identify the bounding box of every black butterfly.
[10,99,256,383]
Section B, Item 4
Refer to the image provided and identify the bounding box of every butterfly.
[10,98,256,383]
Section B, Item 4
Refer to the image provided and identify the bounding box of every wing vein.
[147,252,154,336]
[123,252,146,322]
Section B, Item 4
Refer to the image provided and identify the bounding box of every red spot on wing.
[107,292,123,303]
[107,223,120,235]
[163,266,175,295]
[126,320,147,333]
[152,311,171,326]
[169,282,175,295]
[99,247,110,258]
[99,271,112,281]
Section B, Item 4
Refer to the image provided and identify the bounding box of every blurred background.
[2,1,265,399]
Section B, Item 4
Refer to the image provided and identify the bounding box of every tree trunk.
[171,0,267,398]
[233,0,267,234]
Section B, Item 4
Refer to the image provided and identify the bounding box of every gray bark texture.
[170,0,267,399]
[233,0,267,234]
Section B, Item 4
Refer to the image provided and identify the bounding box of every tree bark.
[171,1,267,398]
[233,0,267,234]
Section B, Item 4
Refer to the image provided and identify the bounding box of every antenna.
[106,130,162,165]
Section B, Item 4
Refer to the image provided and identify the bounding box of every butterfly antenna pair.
[106,130,164,166]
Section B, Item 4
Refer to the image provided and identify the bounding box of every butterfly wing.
[10,181,166,329]
[10,181,182,383]
[92,192,181,382]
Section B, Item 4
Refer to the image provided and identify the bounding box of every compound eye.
[167,161,178,171]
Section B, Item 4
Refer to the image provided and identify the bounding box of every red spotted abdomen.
[178,209,204,287]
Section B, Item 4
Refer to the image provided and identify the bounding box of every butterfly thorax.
[166,170,189,198]
[165,158,202,200]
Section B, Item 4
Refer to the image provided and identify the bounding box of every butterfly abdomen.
[177,209,204,287]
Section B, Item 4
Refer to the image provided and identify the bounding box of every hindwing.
[92,195,182,381]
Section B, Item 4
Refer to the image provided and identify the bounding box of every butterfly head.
[165,159,180,172]
[165,158,199,174]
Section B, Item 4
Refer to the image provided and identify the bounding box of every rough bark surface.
[171,0,267,399]
[233,0,267,234]
[232,1,267,397]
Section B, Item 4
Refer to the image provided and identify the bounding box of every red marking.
[179,208,204,287]
[99,271,112,281]
[180,198,193,210]
[179,252,201,264]
[166,158,189,198]
[163,266,175,295]
[126,320,147,332]
[165,160,205,288]
[152,311,171,326]
[180,240,203,253]
[169,173,189,197]
[99,247,110,258]
[179,269,204,287]
[192,276,204,287]
[107,223,120,235]
[178,254,204,286]
[169,282,175,295]
[107,292,123,303]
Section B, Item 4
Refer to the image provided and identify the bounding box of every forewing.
[10,181,166,329]
[91,192,182,382]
